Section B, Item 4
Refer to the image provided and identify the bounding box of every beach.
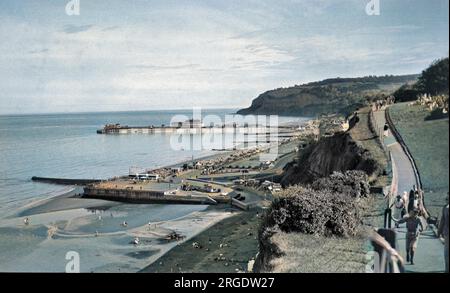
[0,138,292,272]
[141,208,263,273]
[0,110,307,272]
[0,191,236,272]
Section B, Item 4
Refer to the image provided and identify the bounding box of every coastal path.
[372,107,445,273]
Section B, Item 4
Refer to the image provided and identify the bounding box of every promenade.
[373,108,445,273]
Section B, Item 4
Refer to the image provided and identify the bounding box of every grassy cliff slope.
[238,75,418,116]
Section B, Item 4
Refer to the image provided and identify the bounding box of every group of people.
[392,187,448,272]
[372,96,396,112]
[393,186,428,222]
[392,185,426,265]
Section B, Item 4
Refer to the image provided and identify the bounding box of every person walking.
[416,189,429,219]
[438,195,449,273]
[393,194,407,228]
[408,187,416,213]
[383,123,389,137]
[395,209,424,265]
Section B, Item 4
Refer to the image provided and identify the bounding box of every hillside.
[280,121,383,187]
[237,74,418,116]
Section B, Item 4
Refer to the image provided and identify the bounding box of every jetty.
[31,176,102,185]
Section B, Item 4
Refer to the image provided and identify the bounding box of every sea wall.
[83,187,222,205]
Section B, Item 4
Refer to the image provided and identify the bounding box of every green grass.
[390,103,449,217]
[349,107,389,186]
[259,194,384,273]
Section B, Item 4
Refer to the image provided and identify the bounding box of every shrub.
[263,186,362,237]
[261,170,370,238]
[310,170,370,199]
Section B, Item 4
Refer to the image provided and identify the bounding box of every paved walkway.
[373,108,445,273]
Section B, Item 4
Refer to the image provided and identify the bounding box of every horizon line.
[0,106,243,117]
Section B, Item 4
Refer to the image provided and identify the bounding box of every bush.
[265,186,362,237]
[261,170,371,238]
[393,84,421,102]
[310,170,370,199]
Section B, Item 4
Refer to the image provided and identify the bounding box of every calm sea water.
[0,109,308,217]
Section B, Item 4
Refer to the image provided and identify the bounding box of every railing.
[369,108,389,152]
[385,107,439,235]
[385,108,423,191]
[370,230,405,273]
[369,108,394,228]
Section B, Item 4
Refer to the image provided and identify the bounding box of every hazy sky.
[0,0,448,114]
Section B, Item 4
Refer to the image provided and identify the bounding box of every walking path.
[373,108,445,273]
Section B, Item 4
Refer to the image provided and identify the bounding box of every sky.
[0,0,448,114]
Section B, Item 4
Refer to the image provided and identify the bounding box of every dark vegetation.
[393,57,449,102]
[280,132,380,186]
[253,57,448,272]
[310,170,370,199]
[260,170,369,239]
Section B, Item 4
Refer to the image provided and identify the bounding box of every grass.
[263,194,384,273]
[268,232,368,273]
[256,109,388,273]
[349,107,389,187]
[389,102,449,217]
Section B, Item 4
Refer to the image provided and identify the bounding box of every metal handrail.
[369,108,388,154]
[370,230,405,273]
[385,108,423,191]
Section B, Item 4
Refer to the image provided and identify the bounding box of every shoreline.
[140,208,262,273]
[1,117,307,272]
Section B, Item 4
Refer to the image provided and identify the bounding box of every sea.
[0,109,308,271]
[0,109,309,215]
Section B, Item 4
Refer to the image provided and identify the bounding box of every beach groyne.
[31,176,102,185]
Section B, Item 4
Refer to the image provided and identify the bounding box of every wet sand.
[0,133,297,272]
[0,202,236,272]
[141,208,262,273]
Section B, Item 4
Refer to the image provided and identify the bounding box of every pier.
[96,123,299,136]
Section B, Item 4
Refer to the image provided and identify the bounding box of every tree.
[416,58,449,95]
[393,84,421,102]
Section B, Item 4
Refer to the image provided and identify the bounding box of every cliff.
[237,74,418,116]
[253,109,387,272]
[280,132,380,186]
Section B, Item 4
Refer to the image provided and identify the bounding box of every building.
[171,167,183,174]
[130,173,160,180]
[184,119,202,128]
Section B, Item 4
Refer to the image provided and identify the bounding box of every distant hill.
[237,74,419,117]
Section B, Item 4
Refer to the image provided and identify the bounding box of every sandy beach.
[0,195,237,272]
[140,208,263,273]
[0,143,273,272]
[0,118,303,273]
